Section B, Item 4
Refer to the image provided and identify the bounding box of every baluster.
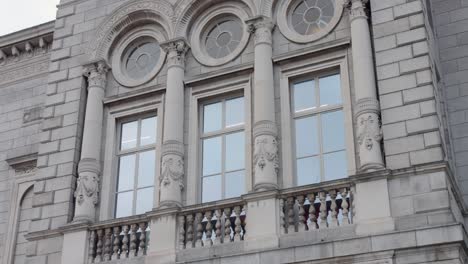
[286,197,295,233]
[88,230,96,263]
[223,208,232,243]
[297,195,306,232]
[186,215,194,248]
[178,216,186,249]
[319,192,328,229]
[213,209,222,245]
[240,205,247,240]
[129,223,139,257]
[350,186,355,224]
[204,211,213,246]
[103,228,112,261]
[341,188,350,225]
[139,222,148,256]
[112,226,121,260]
[307,193,318,230]
[280,199,286,235]
[233,206,242,241]
[121,225,129,258]
[95,229,104,262]
[329,190,338,227]
[195,212,203,248]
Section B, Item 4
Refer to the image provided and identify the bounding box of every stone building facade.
[0,0,468,263]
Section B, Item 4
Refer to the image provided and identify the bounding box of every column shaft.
[73,61,108,223]
[247,16,279,191]
[348,0,385,171]
[158,39,189,208]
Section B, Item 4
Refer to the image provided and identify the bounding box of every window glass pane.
[225,170,245,199]
[295,116,319,158]
[292,80,316,113]
[319,74,341,106]
[118,155,136,192]
[202,175,221,203]
[138,150,155,188]
[323,151,347,181]
[136,187,154,214]
[202,137,222,176]
[203,102,222,133]
[225,132,245,171]
[121,121,138,150]
[297,156,320,186]
[140,116,157,146]
[322,110,345,152]
[116,191,133,218]
[226,97,244,127]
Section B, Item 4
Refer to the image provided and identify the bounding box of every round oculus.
[204,19,243,59]
[290,0,335,35]
[122,40,161,80]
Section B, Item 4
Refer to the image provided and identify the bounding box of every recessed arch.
[173,0,257,39]
[86,0,174,63]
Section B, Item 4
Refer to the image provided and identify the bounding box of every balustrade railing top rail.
[88,215,150,263]
[178,198,247,250]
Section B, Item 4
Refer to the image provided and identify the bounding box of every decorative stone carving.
[0,61,48,85]
[345,0,368,21]
[13,161,37,175]
[160,155,185,190]
[357,113,383,151]
[161,38,190,69]
[88,0,174,61]
[83,61,109,88]
[23,107,43,124]
[75,173,99,206]
[253,135,279,174]
[246,16,274,46]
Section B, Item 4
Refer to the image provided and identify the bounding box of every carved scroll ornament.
[160,155,185,190]
[357,114,383,151]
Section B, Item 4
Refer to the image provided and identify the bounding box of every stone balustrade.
[177,200,247,249]
[279,184,354,234]
[87,216,150,263]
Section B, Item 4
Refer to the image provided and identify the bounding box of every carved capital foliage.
[160,155,185,190]
[345,0,368,21]
[83,61,110,88]
[161,38,190,69]
[357,113,382,151]
[253,134,279,175]
[246,16,274,46]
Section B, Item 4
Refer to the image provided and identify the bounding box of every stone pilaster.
[347,0,385,172]
[73,61,109,223]
[246,16,279,191]
[158,38,189,208]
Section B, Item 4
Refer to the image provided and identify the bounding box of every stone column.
[73,61,109,223]
[348,0,385,171]
[246,16,279,191]
[158,38,189,208]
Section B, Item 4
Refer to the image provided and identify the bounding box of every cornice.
[0,21,54,48]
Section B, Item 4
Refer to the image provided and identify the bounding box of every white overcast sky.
[0,0,60,36]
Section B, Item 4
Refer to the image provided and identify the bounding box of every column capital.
[345,0,368,21]
[82,60,109,88]
[245,15,275,46]
[160,38,190,69]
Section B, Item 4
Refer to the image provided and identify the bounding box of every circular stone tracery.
[205,19,243,59]
[291,0,335,35]
[124,41,161,80]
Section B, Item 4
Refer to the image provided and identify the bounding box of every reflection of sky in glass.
[125,42,160,79]
[291,0,335,35]
[206,19,243,59]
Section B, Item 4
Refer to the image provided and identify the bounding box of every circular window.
[205,19,243,59]
[190,5,250,66]
[111,27,167,87]
[278,0,344,43]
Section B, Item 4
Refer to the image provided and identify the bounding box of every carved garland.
[160,155,185,190]
[253,136,280,174]
[357,114,383,151]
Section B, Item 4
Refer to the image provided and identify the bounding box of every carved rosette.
[253,121,279,189]
[83,61,109,88]
[161,38,190,69]
[160,140,185,190]
[345,0,368,21]
[246,16,274,46]
[75,158,101,206]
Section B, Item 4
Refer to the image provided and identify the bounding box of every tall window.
[115,115,157,218]
[201,96,245,203]
[291,73,347,186]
